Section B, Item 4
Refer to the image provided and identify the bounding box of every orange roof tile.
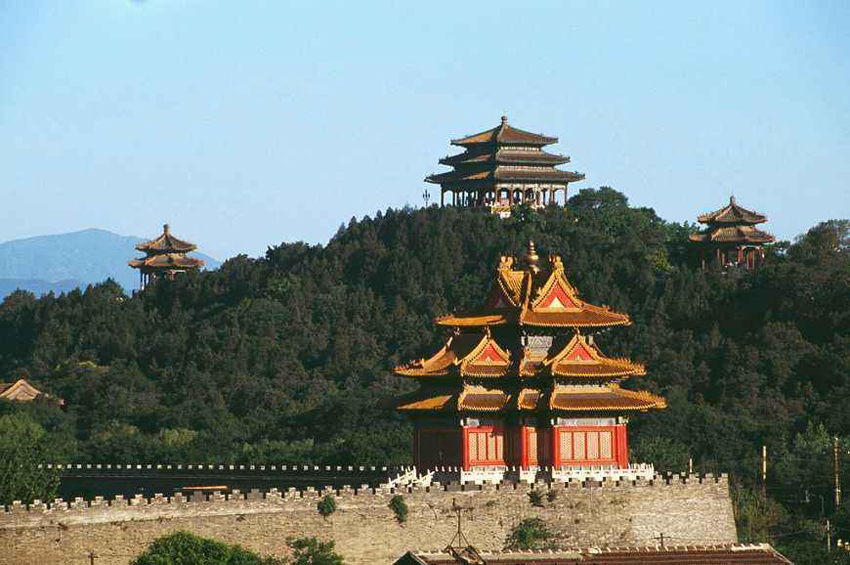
[437,248,630,329]
[547,333,645,378]
[458,386,510,412]
[548,384,666,412]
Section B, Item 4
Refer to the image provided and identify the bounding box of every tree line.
[1,188,848,562]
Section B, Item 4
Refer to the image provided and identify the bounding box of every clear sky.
[1,1,848,260]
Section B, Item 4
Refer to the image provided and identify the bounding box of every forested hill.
[1,189,849,546]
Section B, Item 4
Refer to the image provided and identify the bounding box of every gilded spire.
[523,241,541,274]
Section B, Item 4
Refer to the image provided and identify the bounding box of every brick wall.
[0,474,737,565]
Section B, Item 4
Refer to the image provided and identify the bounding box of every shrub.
[505,517,558,550]
[287,537,345,565]
[527,490,544,507]
[132,531,282,564]
[546,490,558,503]
[388,494,408,523]
[317,495,337,519]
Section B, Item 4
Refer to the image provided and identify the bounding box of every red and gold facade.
[393,243,665,474]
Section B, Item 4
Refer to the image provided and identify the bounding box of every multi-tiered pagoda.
[690,196,775,270]
[129,224,204,289]
[425,116,584,215]
[392,242,665,481]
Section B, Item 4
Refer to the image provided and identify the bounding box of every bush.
[527,490,544,507]
[388,494,408,523]
[317,495,337,519]
[505,518,558,550]
[131,531,282,564]
[546,491,558,503]
[287,537,345,565]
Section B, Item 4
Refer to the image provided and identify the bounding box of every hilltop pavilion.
[690,196,775,270]
[392,242,665,482]
[425,116,585,216]
[129,224,204,289]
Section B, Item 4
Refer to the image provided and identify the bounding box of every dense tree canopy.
[0,189,848,561]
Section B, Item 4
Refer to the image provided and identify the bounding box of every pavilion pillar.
[737,246,743,266]
[462,426,470,471]
[615,424,629,469]
[563,186,568,206]
[440,190,445,207]
[520,426,530,470]
[551,425,561,470]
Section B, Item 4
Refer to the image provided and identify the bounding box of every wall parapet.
[1,472,729,527]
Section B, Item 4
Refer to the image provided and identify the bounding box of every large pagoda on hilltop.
[129,224,204,289]
[690,196,775,270]
[392,242,665,481]
[425,116,585,215]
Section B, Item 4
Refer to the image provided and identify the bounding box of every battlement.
[0,471,736,564]
[43,462,402,474]
[1,472,729,526]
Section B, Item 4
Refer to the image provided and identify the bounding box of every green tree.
[0,413,60,505]
[286,537,345,565]
[132,531,282,565]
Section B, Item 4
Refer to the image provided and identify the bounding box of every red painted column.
[462,427,470,471]
[520,427,529,470]
[551,426,561,469]
[615,425,629,468]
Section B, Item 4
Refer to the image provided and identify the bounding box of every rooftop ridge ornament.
[522,241,541,274]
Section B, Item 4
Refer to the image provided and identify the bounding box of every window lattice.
[587,432,599,459]
[573,432,586,460]
[560,431,572,460]
[600,431,612,459]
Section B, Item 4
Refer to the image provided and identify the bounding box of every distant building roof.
[0,378,64,406]
[135,223,198,253]
[696,195,768,225]
[395,543,792,564]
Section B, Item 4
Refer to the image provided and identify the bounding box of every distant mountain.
[0,228,220,298]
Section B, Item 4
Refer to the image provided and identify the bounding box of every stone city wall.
[0,474,737,565]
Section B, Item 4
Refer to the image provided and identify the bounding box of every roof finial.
[163,223,170,235]
[523,241,541,274]
[501,114,508,125]
[730,194,736,205]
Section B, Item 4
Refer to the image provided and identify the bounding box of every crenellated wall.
[0,474,737,565]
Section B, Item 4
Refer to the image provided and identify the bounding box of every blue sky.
[1,1,848,260]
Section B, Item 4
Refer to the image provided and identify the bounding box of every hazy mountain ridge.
[0,228,220,297]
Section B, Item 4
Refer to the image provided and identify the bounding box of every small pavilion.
[690,196,775,270]
[129,224,204,289]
